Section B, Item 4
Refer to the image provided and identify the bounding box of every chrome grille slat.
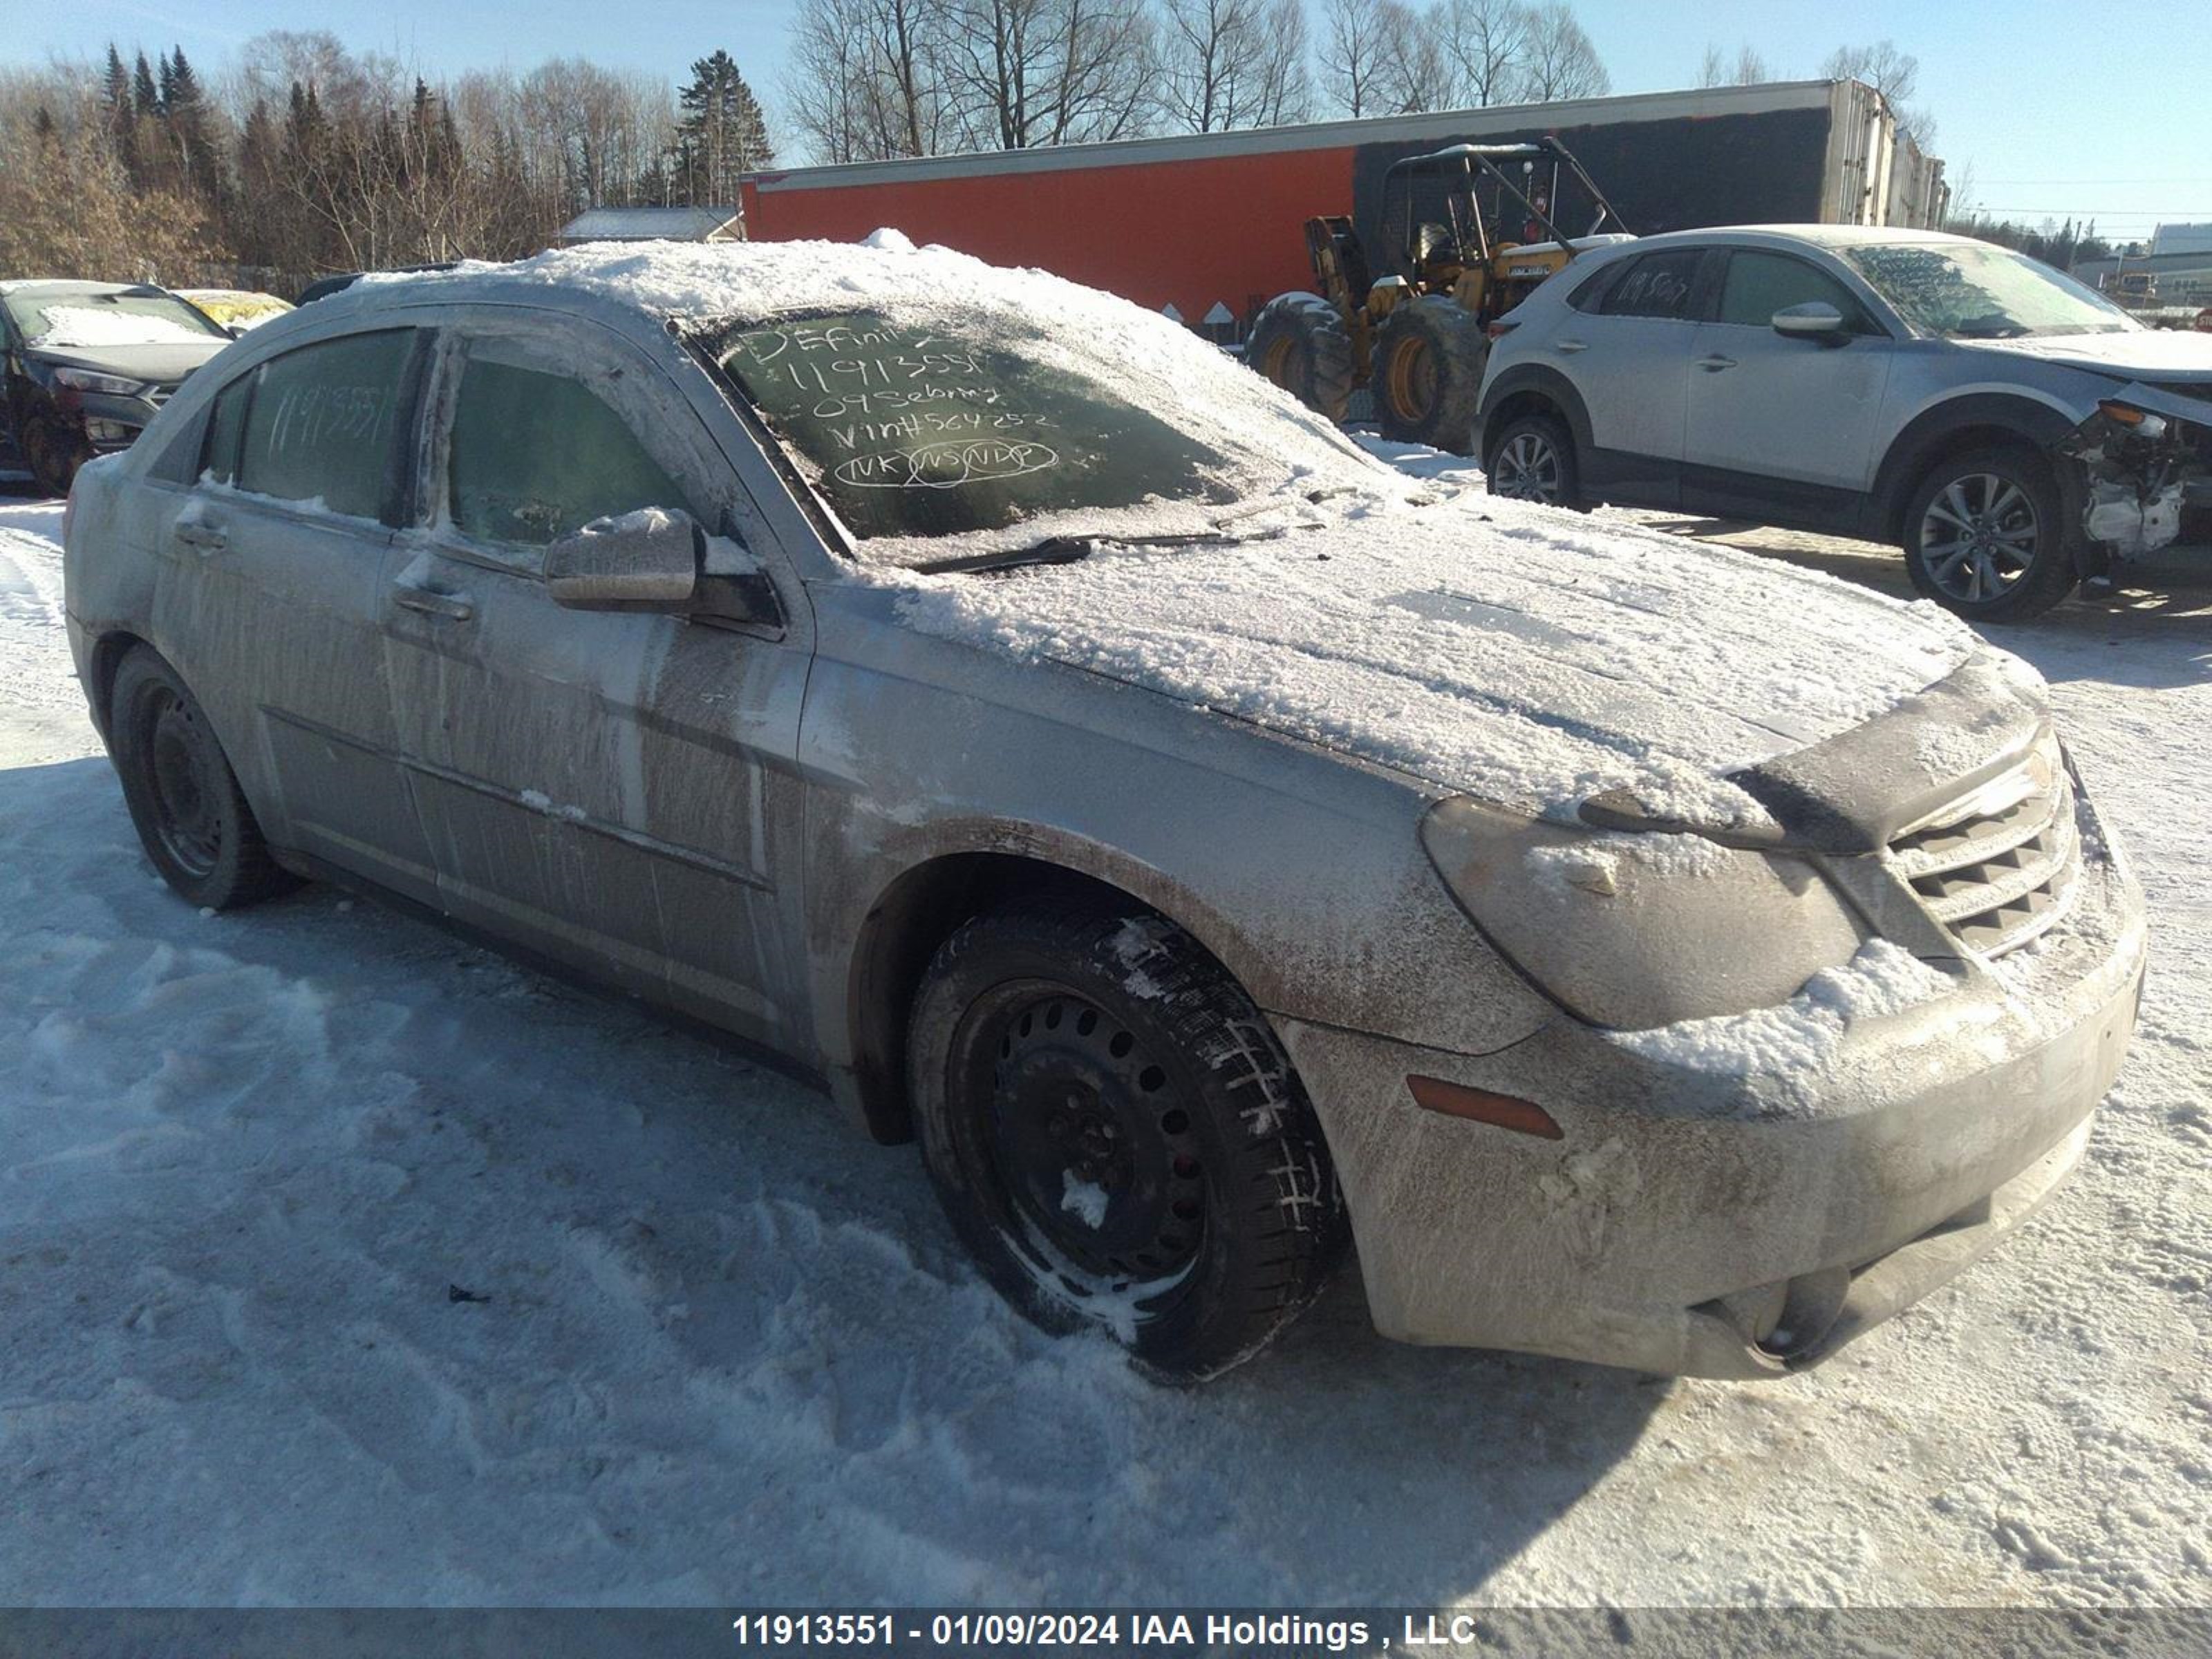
[1888,746,2083,960]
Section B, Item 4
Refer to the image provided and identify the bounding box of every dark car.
[1,280,234,496]
[296,262,462,308]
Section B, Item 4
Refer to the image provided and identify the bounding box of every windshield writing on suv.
[701,310,1228,543]
[1844,243,2135,339]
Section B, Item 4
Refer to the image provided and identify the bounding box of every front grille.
[1888,749,2080,957]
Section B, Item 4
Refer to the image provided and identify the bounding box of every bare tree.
[1697,41,1770,87]
[1318,0,1387,118]
[1368,0,1452,113]
[1158,0,1311,131]
[1436,0,1528,106]
[805,0,953,159]
[1824,39,1933,147]
[937,0,1154,150]
[1518,3,1608,102]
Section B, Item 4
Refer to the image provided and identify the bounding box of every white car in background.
[1475,226,2212,620]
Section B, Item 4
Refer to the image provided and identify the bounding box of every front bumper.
[1276,856,2146,1379]
[70,387,169,454]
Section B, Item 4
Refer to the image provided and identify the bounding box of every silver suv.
[1474,227,2212,620]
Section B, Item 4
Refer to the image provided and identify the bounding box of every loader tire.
[1246,293,1355,425]
[1373,297,1488,456]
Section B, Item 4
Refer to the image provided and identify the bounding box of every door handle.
[391,581,475,622]
[174,518,227,554]
[1696,354,1737,373]
[1553,339,1588,354]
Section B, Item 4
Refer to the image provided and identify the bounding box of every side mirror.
[227,324,250,339]
[1772,301,1847,341]
[546,508,702,611]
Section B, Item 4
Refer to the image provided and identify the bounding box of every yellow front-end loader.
[1247,137,1631,453]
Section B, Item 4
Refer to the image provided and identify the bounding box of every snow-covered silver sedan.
[61,241,2145,1380]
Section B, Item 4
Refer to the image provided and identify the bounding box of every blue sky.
[39,0,2212,243]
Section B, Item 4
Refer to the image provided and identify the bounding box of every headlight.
[50,367,149,397]
[1421,797,1865,1031]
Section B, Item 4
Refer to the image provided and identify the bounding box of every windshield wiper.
[914,536,1099,576]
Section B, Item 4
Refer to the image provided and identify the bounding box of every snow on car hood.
[885,489,1980,830]
[1962,329,2212,381]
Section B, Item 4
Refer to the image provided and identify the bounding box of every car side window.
[200,373,254,485]
[234,329,417,521]
[1598,250,1704,320]
[446,337,692,547]
[1717,252,1873,332]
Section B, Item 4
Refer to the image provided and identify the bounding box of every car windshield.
[695,307,1347,558]
[1843,243,2137,339]
[5,286,229,348]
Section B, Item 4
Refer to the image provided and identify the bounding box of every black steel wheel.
[908,902,1346,1380]
[1485,411,1582,509]
[1902,447,2077,621]
[109,646,299,909]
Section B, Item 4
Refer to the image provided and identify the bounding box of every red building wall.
[741,147,1358,327]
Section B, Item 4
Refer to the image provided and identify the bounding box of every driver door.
[379,316,815,1049]
[1682,249,1897,525]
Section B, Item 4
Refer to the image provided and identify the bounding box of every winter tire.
[109,646,298,910]
[908,901,1346,1381]
[1902,447,2077,622]
[1485,411,1582,509]
[1372,296,1488,454]
[1245,293,1355,424]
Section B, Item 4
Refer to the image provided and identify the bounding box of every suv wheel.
[1902,447,2077,622]
[906,901,1345,1381]
[1485,412,1582,509]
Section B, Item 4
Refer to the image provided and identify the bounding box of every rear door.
[1544,246,1712,507]
[151,326,441,904]
[379,313,815,1049]
[1682,247,1897,527]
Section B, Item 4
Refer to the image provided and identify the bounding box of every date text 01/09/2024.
[728,1613,1383,1649]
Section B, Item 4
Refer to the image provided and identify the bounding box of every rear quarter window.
[1600,250,1704,320]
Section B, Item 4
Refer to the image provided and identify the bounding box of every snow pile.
[1611,938,1962,1114]
[29,305,216,348]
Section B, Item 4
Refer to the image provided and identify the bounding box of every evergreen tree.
[673,50,774,210]
[132,52,160,119]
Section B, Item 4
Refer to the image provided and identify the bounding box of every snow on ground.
[3,482,2209,1609]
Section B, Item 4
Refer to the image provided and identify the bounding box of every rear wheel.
[1244,293,1354,424]
[1902,447,2076,622]
[908,901,1345,1381]
[1485,411,1582,509]
[109,647,298,910]
[1371,297,1488,454]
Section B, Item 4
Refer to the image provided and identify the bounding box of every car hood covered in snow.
[885,489,1994,836]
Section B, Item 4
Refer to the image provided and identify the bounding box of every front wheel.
[109,647,299,909]
[1485,411,1582,509]
[908,903,1345,1381]
[24,412,92,500]
[1901,448,2077,622]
